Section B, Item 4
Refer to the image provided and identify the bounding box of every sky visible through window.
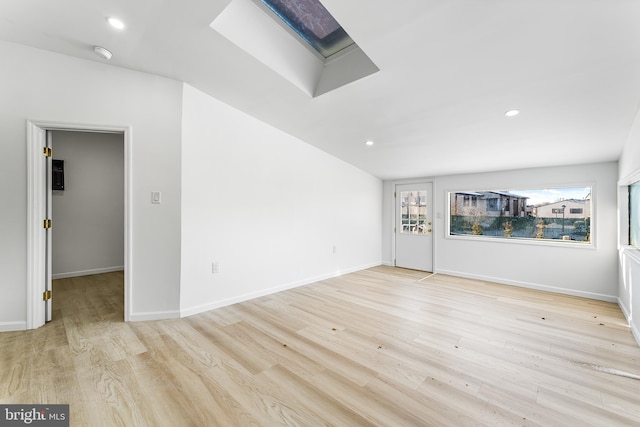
[508,187,591,206]
[260,0,354,58]
[449,186,592,243]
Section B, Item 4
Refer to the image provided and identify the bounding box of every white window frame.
[619,170,640,251]
[446,184,596,249]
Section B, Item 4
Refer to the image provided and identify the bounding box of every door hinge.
[394,227,396,233]
[43,219,52,229]
[43,290,52,301]
[394,191,396,198]
[43,147,52,157]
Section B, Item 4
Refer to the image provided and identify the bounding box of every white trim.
[620,245,640,264]
[26,120,132,329]
[124,127,132,322]
[435,269,618,303]
[618,297,631,322]
[618,168,640,248]
[444,234,596,249]
[26,122,47,329]
[620,298,640,347]
[0,321,27,332]
[618,168,640,187]
[631,321,640,348]
[618,185,630,247]
[129,310,180,322]
[180,262,380,318]
[618,247,640,348]
[52,266,125,280]
[444,182,597,248]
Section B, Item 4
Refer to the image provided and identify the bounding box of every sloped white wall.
[180,84,382,316]
[0,41,182,329]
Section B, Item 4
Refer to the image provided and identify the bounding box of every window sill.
[446,233,595,249]
[620,246,640,263]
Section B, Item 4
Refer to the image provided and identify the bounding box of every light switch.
[151,191,161,204]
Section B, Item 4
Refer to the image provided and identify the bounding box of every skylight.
[210,0,379,96]
[260,0,354,59]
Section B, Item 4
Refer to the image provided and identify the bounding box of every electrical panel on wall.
[52,159,64,191]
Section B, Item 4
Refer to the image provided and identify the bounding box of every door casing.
[26,120,132,329]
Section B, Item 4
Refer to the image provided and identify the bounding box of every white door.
[45,131,53,321]
[395,183,433,271]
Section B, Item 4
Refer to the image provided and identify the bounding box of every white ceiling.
[2,0,640,180]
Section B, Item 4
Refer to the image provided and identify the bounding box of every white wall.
[383,162,619,301]
[180,84,382,316]
[0,41,182,330]
[51,131,124,278]
[618,107,640,345]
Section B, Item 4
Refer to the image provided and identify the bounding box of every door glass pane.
[401,190,427,234]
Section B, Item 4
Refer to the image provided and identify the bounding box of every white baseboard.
[0,321,27,332]
[180,262,381,319]
[618,297,640,347]
[631,321,640,348]
[52,266,124,280]
[618,298,631,321]
[129,310,180,322]
[435,269,618,303]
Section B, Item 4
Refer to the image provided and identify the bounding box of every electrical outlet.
[212,262,220,274]
[332,245,337,254]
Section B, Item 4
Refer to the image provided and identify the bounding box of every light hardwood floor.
[1,267,639,426]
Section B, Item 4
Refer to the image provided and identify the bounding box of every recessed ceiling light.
[94,46,113,60]
[505,109,520,117]
[107,17,125,30]
[365,140,374,146]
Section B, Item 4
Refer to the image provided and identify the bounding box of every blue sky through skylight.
[260,0,354,58]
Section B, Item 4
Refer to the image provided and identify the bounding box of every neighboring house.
[533,199,591,219]
[451,191,529,218]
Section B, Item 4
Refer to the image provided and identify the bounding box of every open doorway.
[49,131,125,320]
[26,121,131,330]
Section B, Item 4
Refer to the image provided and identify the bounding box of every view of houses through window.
[449,187,592,243]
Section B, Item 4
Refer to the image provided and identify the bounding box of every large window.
[449,187,592,243]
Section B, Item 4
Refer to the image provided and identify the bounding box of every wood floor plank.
[1,269,639,426]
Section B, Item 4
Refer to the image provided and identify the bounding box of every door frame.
[392,180,435,271]
[26,120,132,329]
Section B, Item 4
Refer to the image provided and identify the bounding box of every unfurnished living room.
[1,1,640,426]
